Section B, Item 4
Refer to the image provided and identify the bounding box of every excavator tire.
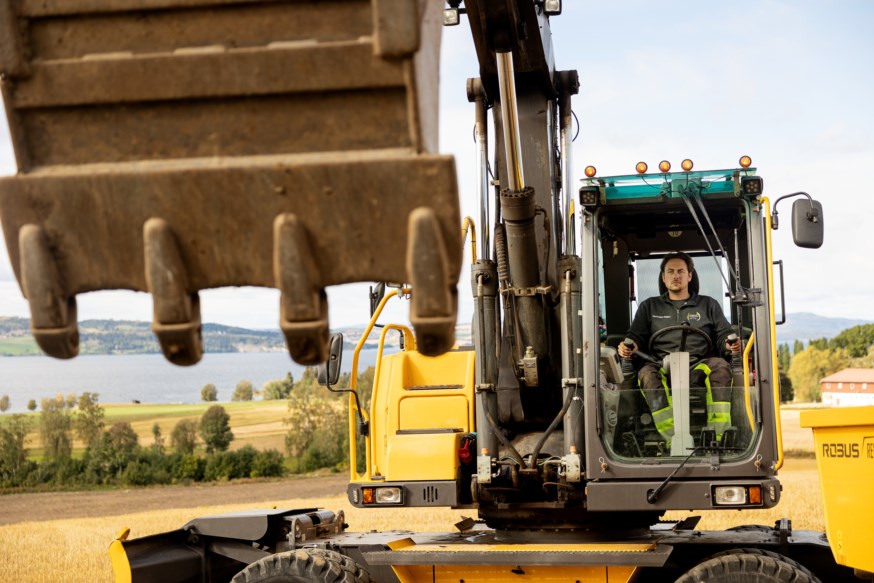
[231,548,370,583]
[675,552,816,583]
[706,548,821,583]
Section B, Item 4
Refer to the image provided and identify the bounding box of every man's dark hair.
[660,252,694,274]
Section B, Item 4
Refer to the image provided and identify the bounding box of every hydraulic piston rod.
[496,52,525,192]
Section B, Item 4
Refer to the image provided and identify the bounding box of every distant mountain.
[0,317,384,356]
[0,313,850,356]
[776,312,873,347]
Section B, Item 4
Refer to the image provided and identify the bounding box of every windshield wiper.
[647,442,742,504]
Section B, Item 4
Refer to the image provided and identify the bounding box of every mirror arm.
[771,191,817,230]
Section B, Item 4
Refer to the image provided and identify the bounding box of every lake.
[0,348,390,413]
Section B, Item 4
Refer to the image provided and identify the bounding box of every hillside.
[775,312,873,347]
[0,311,852,356]
[0,317,394,356]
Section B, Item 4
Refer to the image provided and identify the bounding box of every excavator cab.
[576,162,823,513]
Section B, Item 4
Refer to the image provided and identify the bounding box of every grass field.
[0,458,827,583]
[0,337,40,356]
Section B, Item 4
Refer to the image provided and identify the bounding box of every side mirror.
[791,199,824,249]
[318,333,344,387]
[369,282,386,318]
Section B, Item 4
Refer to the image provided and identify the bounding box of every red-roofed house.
[820,369,874,406]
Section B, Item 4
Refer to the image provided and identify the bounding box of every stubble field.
[0,408,826,582]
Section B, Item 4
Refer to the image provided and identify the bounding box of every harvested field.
[0,459,825,583]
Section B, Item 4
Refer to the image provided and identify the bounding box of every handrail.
[742,331,756,428]
[761,197,784,470]
[348,287,411,482]
[461,216,477,264]
[366,323,415,477]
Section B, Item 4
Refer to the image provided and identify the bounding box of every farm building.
[820,368,874,406]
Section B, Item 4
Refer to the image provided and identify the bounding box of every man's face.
[662,258,692,295]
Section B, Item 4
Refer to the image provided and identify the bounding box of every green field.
[0,338,40,356]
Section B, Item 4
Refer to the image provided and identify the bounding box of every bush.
[123,461,160,486]
[168,453,206,482]
[203,445,258,481]
[252,449,286,478]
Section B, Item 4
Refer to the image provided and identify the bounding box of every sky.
[1,0,872,331]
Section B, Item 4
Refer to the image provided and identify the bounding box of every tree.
[779,372,795,403]
[262,372,294,400]
[74,392,105,450]
[105,422,139,455]
[829,323,874,358]
[0,395,10,412]
[788,346,849,402]
[200,406,234,454]
[777,343,791,371]
[232,381,254,402]
[284,393,346,471]
[793,339,804,355]
[201,383,218,402]
[171,419,199,455]
[151,423,165,455]
[26,400,37,412]
[40,395,73,463]
[0,415,31,484]
[87,422,140,483]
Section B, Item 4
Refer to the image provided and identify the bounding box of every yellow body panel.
[370,349,475,481]
[800,406,874,572]
[387,539,645,583]
[385,433,462,480]
[108,528,132,583]
[391,564,638,583]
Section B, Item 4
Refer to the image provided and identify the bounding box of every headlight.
[714,486,746,505]
[375,487,403,505]
[713,485,763,506]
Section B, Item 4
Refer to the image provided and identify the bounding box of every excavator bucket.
[0,0,460,366]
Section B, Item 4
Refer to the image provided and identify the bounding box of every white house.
[820,369,874,407]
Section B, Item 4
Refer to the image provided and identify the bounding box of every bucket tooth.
[407,207,457,356]
[19,224,79,359]
[144,218,203,366]
[274,213,329,365]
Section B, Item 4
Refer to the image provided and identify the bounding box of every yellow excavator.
[0,1,870,581]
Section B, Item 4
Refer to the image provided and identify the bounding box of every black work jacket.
[626,293,732,359]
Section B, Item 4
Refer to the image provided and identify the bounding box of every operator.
[617,252,741,444]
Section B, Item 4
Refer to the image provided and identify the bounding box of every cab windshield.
[594,171,763,463]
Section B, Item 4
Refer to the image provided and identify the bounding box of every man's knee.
[638,364,664,392]
[705,357,732,388]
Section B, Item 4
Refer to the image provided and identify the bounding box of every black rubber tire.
[675,552,815,583]
[707,548,821,583]
[231,548,371,583]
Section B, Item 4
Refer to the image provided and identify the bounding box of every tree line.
[0,366,377,489]
[0,393,284,489]
[783,324,874,402]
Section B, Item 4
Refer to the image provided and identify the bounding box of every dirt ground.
[0,474,348,526]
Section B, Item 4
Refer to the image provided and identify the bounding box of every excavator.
[0,1,868,581]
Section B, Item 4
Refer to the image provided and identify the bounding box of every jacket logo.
[686,312,701,322]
